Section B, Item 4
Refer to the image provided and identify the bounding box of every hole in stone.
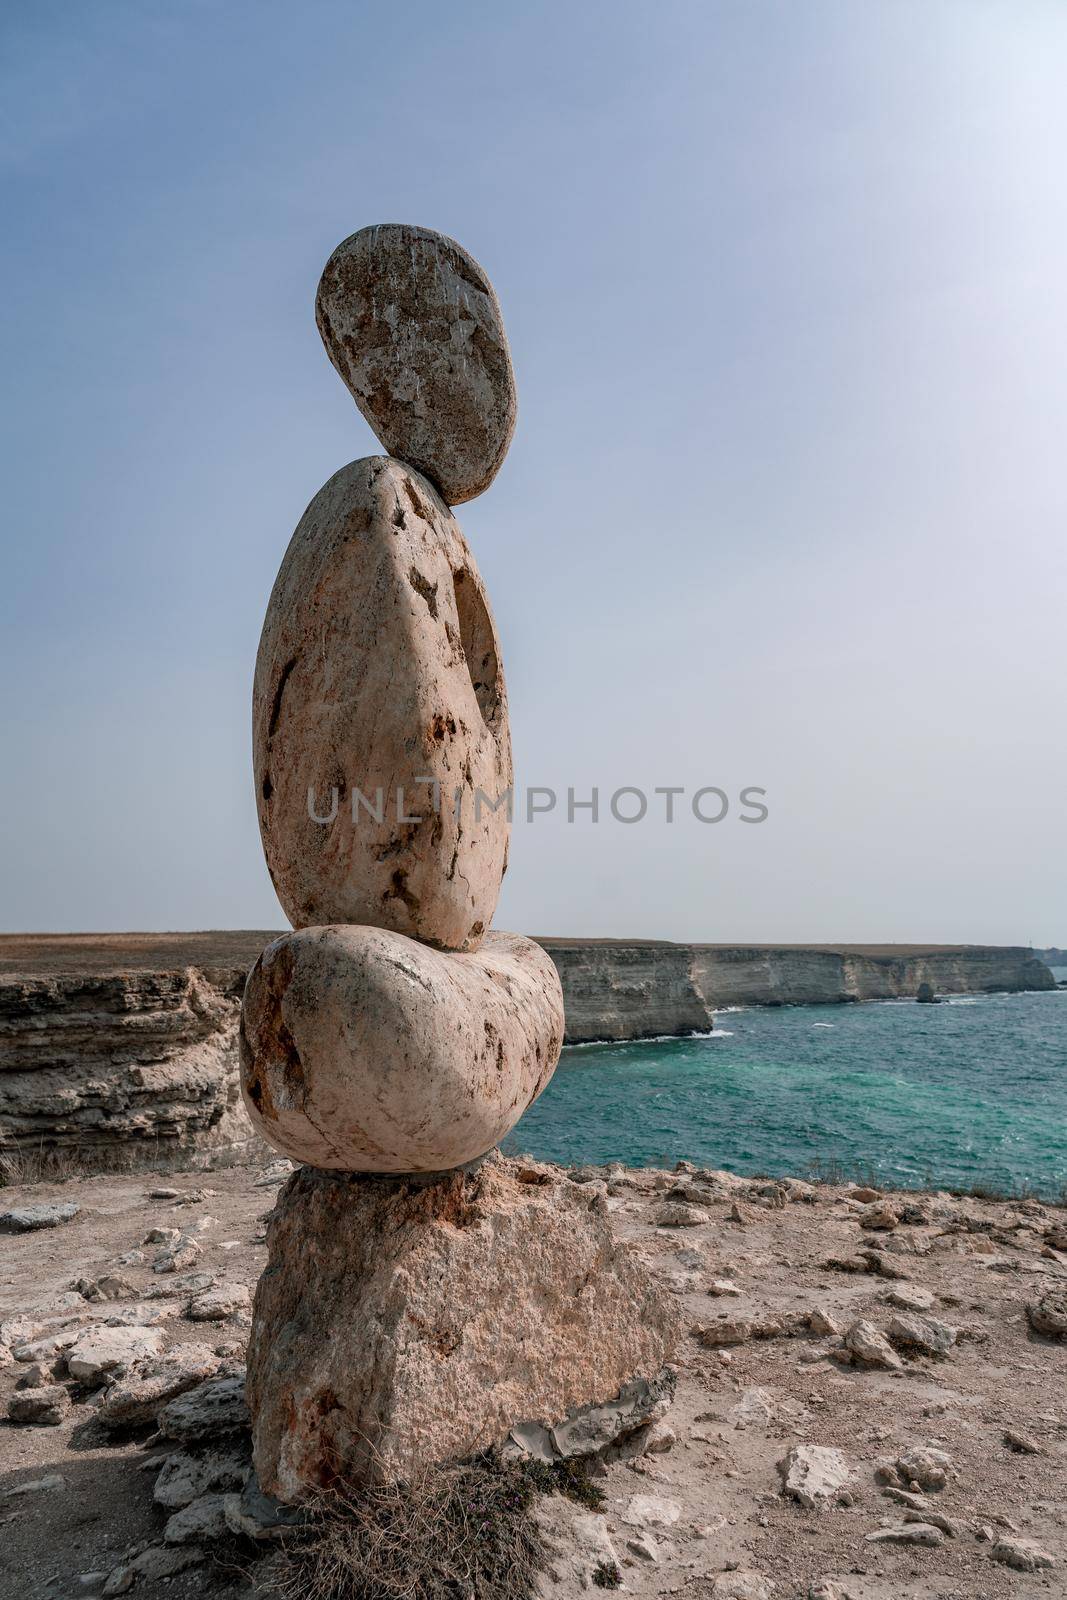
[452,568,500,730]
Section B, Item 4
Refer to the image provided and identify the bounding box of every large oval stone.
[254,456,511,949]
[315,224,517,505]
[239,926,565,1172]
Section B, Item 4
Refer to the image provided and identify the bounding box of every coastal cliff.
[538,940,1055,1042]
[0,934,1054,1163]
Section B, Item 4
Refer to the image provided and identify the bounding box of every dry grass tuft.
[261,1456,549,1600]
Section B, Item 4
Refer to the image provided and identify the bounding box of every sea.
[503,973,1067,1200]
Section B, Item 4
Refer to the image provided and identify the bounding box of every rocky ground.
[1,1157,1065,1600]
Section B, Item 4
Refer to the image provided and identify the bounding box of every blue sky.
[2,0,1065,942]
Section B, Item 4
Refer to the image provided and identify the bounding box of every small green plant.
[592,1558,622,1588]
[520,1455,606,1509]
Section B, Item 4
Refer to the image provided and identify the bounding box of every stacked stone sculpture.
[241,224,677,1498]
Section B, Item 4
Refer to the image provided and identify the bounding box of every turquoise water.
[503,982,1067,1198]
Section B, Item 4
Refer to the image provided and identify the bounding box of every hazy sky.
[2,0,1065,944]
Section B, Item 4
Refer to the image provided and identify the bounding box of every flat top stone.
[315,223,517,504]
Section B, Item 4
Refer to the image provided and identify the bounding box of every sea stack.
[242,224,678,1498]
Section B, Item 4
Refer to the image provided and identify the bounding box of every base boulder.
[248,1156,679,1499]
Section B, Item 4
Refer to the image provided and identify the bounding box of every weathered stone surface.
[247,1156,679,1498]
[66,1325,167,1386]
[158,1373,249,1443]
[0,962,253,1167]
[838,1319,903,1371]
[186,1282,250,1322]
[1027,1289,1067,1337]
[315,224,516,505]
[98,1347,222,1429]
[991,1536,1055,1571]
[7,1383,70,1425]
[154,1446,249,1508]
[778,1444,850,1507]
[163,1493,231,1544]
[882,1284,934,1312]
[221,1475,310,1542]
[253,456,511,948]
[152,1234,201,1273]
[886,1311,956,1357]
[0,1201,80,1231]
[655,1203,712,1228]
[534,1498,622,1593]
[711,1574,772,1600]
[866,1522,943,1547]
[103,1545,204,1595]
[240,925,563,1172]
[502,1369,675,1464]
[696,1317,752,1348]
[887,1446,953,1490]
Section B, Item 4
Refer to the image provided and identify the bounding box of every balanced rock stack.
[241,224,678,1499]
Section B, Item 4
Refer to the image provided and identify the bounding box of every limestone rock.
[839,1319,903,1371]
[882,1284,934,1312]
[534,1498,621,1593]
[164,1492,231,1544]
[186,1282,250,1322]
[711,1575,772,1600]
[887,1311,956,1357]
[0,965,251,1167]
[779,1444,850,1507]
[807,1307,841,1337]
[655,1202,712,1227]
[0,1201,80,1232]
[866,1522,943,1546]
[152,1234,202,1273]
[1027,1289,1067,1337]
[253,455,511,947]
[222,1475,310,1542]
[502,1369,675,1464]
[893,1446,953,1490]
[623,1495,682,1530]
[315,224,516,505]
[102,1546,204,1595]
[7,1384,70,1425]
[240,925,563,1173]
[155,1446,250,1510]
[696,1317,752,1347]
[158,1373,249,1443]
[98,1348,222,1429]
[66,1325,167,1386]
[247,1156,679,1497]
[991,1536,1055,1571]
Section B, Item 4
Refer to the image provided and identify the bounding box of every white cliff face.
[0,968,254,1169]
[535,940,713,1042]
[547,942,1054,1041]
[688,945,1055,1011]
